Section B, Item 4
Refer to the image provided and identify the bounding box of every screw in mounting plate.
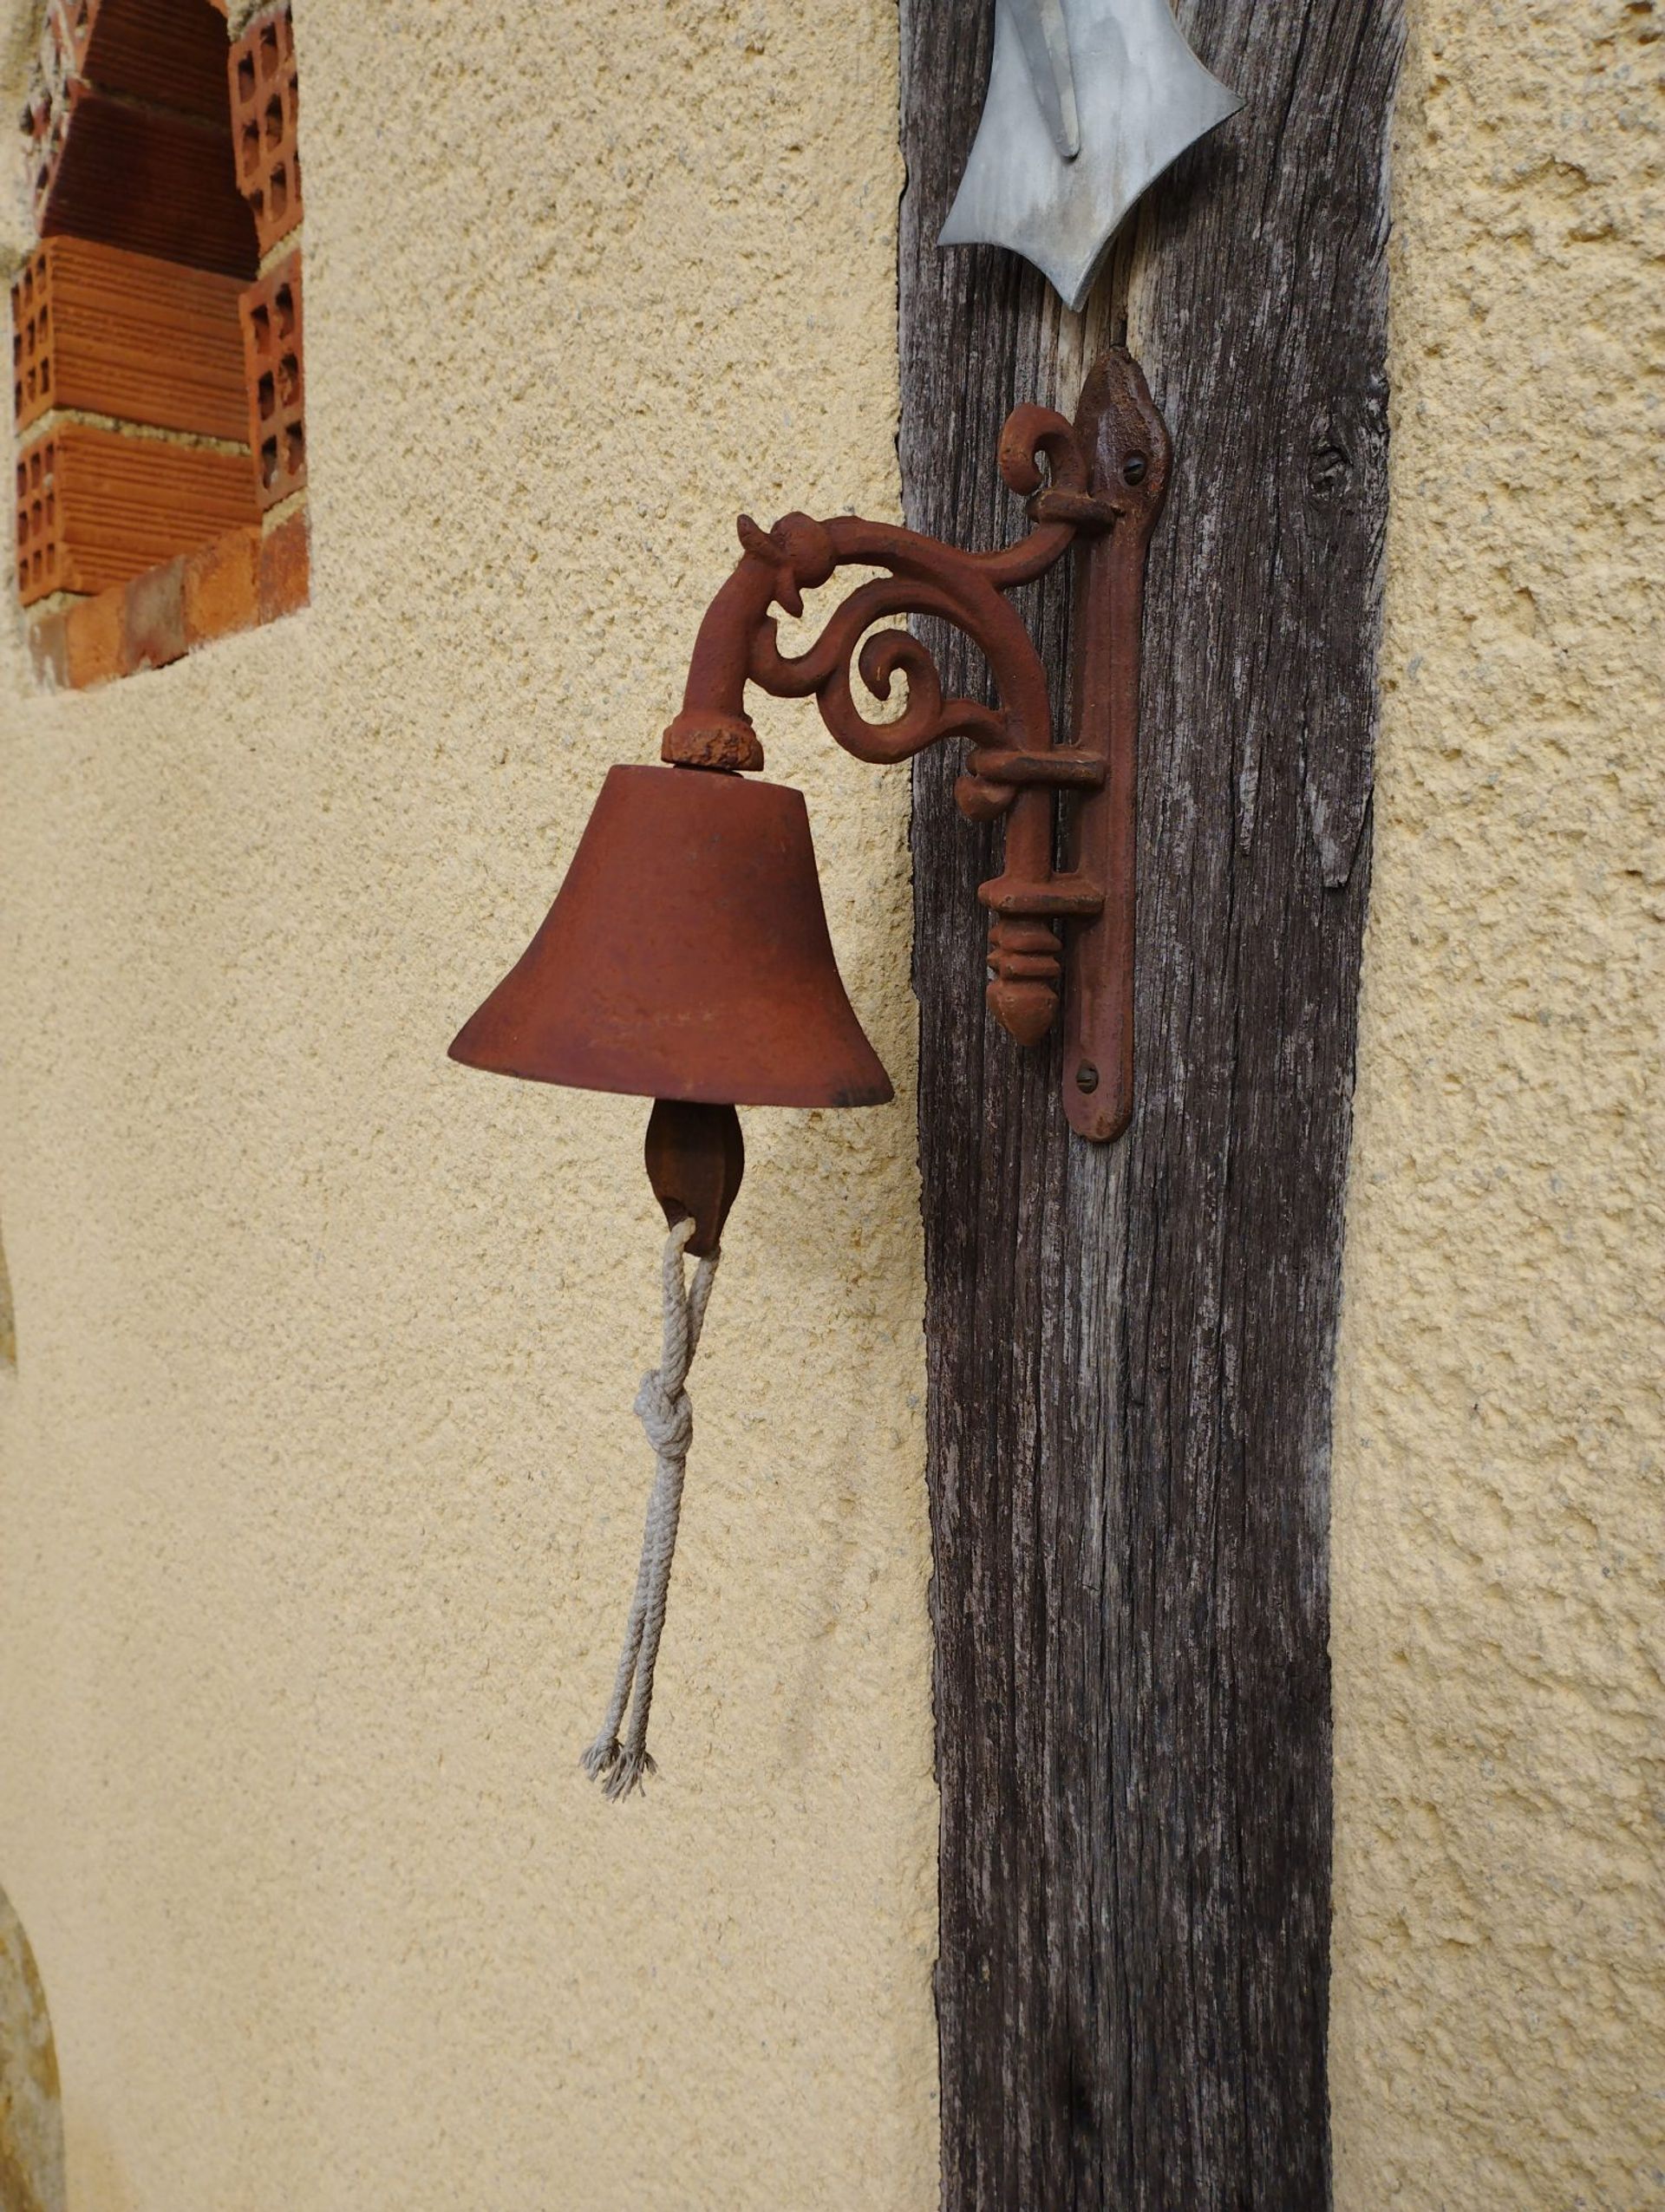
[1075,1060,1100,1093]
[1122,453,1147,486]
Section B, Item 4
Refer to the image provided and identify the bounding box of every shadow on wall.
[0,1217,14,1367]
[0,1884,63,2212]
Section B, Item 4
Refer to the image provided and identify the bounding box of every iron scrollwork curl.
[661,349,1170,1113]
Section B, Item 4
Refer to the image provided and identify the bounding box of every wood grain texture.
[899,2,1404,2205]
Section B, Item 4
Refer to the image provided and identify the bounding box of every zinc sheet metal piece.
[940,0,1241,310]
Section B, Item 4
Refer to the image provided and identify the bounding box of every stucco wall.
[3,0,1660,2203]
[0,4,936,2209]
[1331,1,1662,2204]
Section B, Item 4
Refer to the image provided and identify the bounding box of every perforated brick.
[10,250,51,431]
[15,423,258,607]
[15,434,64,604]
[11,237,249,440]
[37,82,258,277]
[228,6,302,256]
[26,0,256,278]
[63,0,229,121]
[238,250,304,511]
[22,2,75,221]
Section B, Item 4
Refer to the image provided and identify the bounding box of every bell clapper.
[643,1099,745,1258]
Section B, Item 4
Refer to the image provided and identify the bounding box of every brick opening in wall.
[14,0,309,688]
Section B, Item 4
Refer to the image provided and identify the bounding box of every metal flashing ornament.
[940,0,1242,310]
[452,350,1172,1796]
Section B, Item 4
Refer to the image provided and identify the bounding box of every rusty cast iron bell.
[451,356,1173,1793]
[449,760,891,1251]
[454,352,1172,1246]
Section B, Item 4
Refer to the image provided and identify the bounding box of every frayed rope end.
[601,1746,656,1802]
[581,1734,620,1783]
[581,1734,657,1801]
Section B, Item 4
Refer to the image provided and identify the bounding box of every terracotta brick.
[183,524,260,647]
[40,82,257,279]
[66,0,229,121]
[228,7,302,256]
[28,606,69,688]
[15,434,65,603]
[16,422,258,608]
[124,555,186,671]
[258,506,308,622]
[22,3,74,213]
[11,237,249,440]
[25,0,253,264]
[9,249,49,428]
[64,582,124,688]
[238,250,304,511]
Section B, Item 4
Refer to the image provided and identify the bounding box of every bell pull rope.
[582,1215,721,1799]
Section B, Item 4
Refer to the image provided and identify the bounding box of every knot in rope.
[582,1215,721,1801]
[633,1370,693,1459]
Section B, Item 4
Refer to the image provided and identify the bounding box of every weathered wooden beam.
[900,2,1403,2203]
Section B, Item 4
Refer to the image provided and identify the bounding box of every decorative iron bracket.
[662,348,1170,1143]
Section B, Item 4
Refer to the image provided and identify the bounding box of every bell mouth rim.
[447,1035,894,1112]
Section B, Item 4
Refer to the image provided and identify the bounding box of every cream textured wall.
[1331,1,1663,2205]
[0,4,937,2209]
